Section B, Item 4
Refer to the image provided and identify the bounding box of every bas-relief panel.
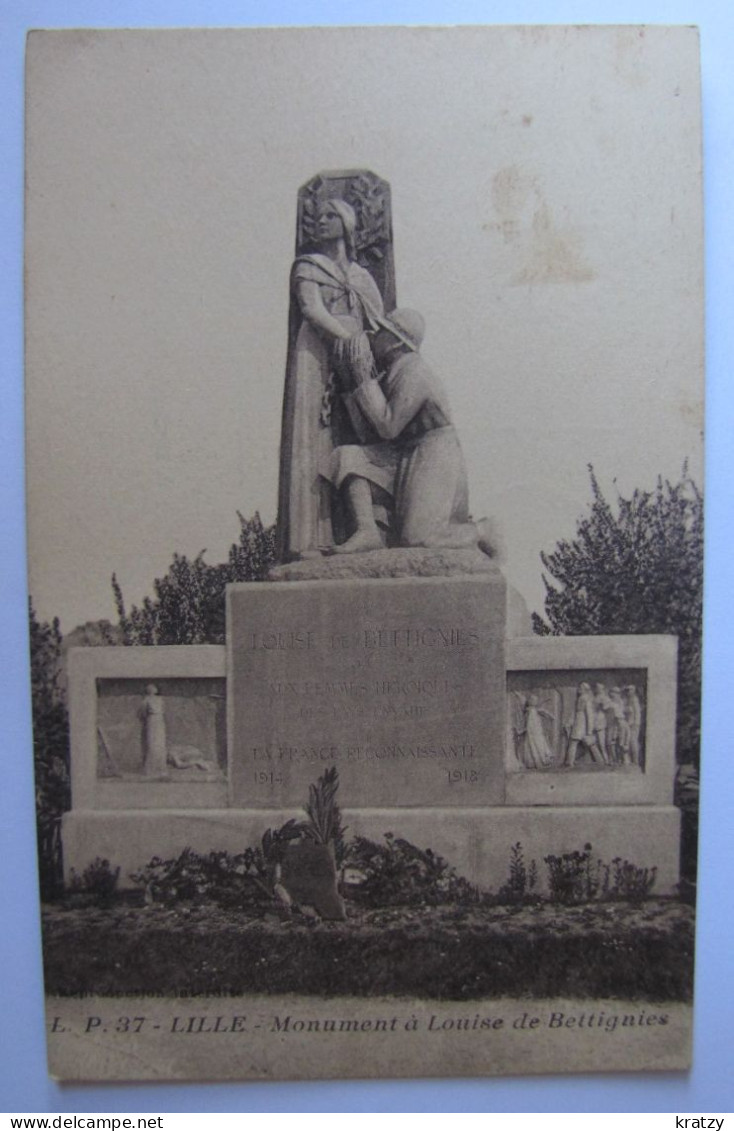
[506,669,647,775]
[96,677,227,782]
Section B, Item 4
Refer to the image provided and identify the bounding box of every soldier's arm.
[352,367,426,440]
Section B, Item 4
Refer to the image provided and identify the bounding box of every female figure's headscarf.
[323,198,358,261]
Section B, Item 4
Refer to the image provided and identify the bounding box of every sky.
[24,26,703,632]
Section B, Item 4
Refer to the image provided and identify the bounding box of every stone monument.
[63,171,681,899]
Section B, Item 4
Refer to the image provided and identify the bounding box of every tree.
[533,465,703,768]
[113,511,276,645]
[29,600,70,900]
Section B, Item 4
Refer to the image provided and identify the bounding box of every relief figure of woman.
[139,684,168,777]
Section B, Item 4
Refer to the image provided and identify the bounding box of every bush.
[343,832,482,908]
[607,858,658,902]
[497,842,538,905]
[130,847,273,912]
[125,835,658,913]
[66,858,120,908]
[30,601,70,901]
[544,844,606,905]
[543,843,657,905]
[112,511,276,645]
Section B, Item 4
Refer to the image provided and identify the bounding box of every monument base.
[62,805,681,896]
[267,545,499,582]
[267,546,532,635]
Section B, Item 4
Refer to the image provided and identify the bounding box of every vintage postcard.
[25,26,703,1081]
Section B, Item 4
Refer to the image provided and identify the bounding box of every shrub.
[130,847,273,911]
[543,843,657,905]
[112,511,276,645]
[343,832,482,908]
[497,841,538,905]
[66,858,120,908]
[29,601,70,901]
[544,844,607,905]
[607,858,658,902]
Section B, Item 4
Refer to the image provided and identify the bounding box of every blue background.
[1,0,731,1114]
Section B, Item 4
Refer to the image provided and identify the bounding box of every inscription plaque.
[227,575,506,807]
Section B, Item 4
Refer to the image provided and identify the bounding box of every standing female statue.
[139,684,168,777]
[276,198,385,560]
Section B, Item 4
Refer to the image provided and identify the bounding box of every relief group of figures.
[512,682,644,772]
[277,195,494,560]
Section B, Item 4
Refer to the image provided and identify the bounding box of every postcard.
[25,25,703,1081]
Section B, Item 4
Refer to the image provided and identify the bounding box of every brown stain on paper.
[513,202,595,285]
[491,165,536,218]
[489,166,596,284]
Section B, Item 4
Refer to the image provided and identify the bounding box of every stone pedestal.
[62,570,682,898]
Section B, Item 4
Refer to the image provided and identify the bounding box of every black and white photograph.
[24,25,704,1083]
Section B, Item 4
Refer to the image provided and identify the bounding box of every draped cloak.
[276,253,384,560]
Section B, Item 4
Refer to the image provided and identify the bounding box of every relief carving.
[96,678,226,781]
[507,673,646,772]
